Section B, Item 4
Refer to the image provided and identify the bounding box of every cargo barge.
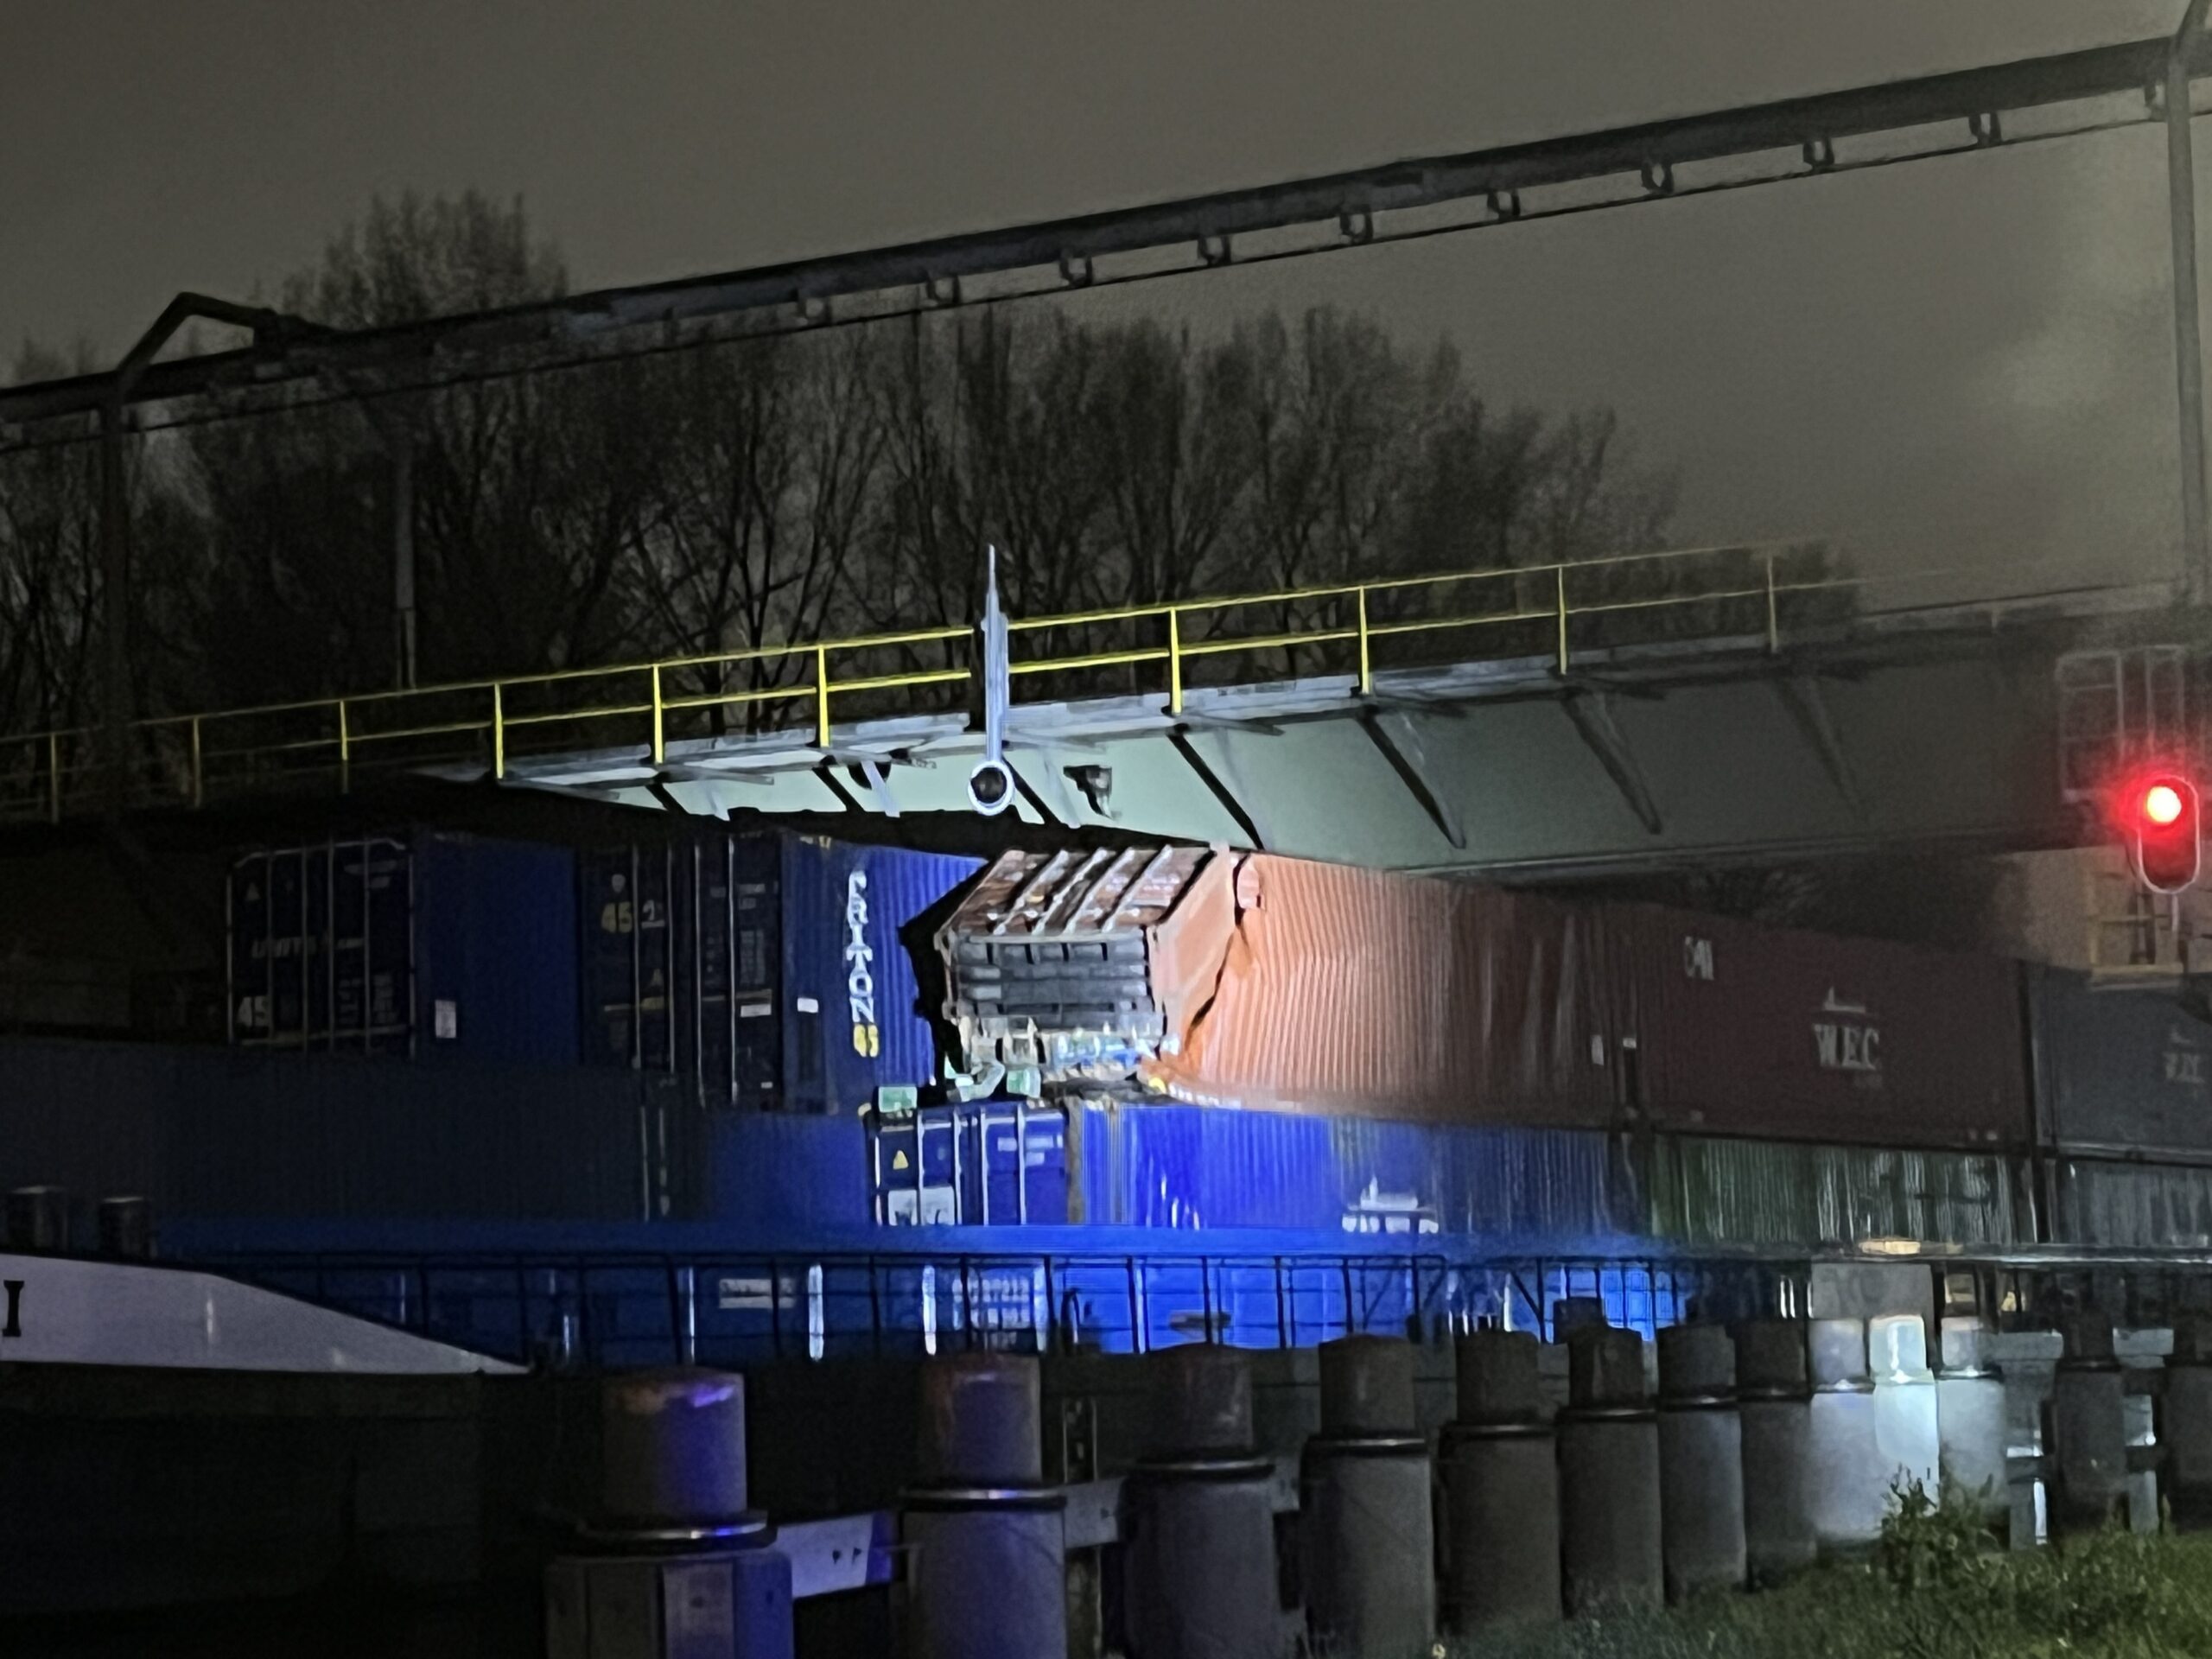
[1,830,2208,1361]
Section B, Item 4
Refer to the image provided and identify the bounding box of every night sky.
[0,0,2190,580]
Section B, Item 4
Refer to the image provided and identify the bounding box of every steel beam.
[1562,690,1666,836]
[1168,728,1269,849]
[1773,673,1868,820]
[2173,0,2212,602]
[2,36,2204,436]
[1358,709,1467,850]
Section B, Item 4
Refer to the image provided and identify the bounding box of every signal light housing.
[2132,772,2202,894]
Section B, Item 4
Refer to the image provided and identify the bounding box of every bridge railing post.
[491,683,505,779]
[1356,588,1373,696]
[1554,564,1570,674]
[1765,552,1780,653]
[188,716,203,808]
[649,664,665,766]
[814,645,832,748]
[1167,607,1185,714]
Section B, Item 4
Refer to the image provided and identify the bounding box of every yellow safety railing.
[0,539,2144,823]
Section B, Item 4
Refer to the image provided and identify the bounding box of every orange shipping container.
[1147,855,1622,1126]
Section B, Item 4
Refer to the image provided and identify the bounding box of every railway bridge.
[0,542,2196,879]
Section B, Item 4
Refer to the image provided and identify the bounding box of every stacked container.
[1611,903,2027,1152]
[229,831,579,1064]
[2032,969,2212,1249]
[936,849,2032,1159]
[583,830,980,1111]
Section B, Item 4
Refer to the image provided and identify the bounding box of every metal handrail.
[203,1243,1785,1369]
[0,539,2157,822]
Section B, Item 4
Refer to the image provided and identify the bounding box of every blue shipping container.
[0,1037,685,1224]
[582,832,981,1111]
[870,1104,1070,1226]
[228,832,579,1065]
[1070,1103,1635,1243]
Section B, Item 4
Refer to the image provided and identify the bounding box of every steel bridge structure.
[0,534,2191,876]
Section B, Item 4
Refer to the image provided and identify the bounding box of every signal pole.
[2170,0,2211,603]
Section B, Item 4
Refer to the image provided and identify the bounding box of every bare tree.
[0,345,110,747]
[9,190,1720,744]
[629,332,889,734]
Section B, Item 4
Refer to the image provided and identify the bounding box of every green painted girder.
[469,591,2195,876]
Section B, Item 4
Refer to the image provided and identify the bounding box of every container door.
[729,842,782,1108]
[688,837,735,1103]
[411,835,575,1065]
[700,833,782,1109]
[780,838,983,1116]
[228,850,274,1044]
[873,1109,957,1225]
[231,846,321,1046]
[976,1105,1069,1225]
[582,846,675,1071]
[333,838,411,1052]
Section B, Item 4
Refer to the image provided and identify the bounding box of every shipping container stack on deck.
[228,830,582,1065]
[78,821,2209,1276]
[928,848,2036,1254]
[578,829,981,1114]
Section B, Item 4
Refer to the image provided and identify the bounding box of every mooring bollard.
[2166,1310,2212,1529]
[2048,1311,2128,1538]
[1936,1316,2010,1540]
[1732,1319,1814,1585]
[1123,1344,1283,1659]
[1806,1317,1885,1560]
[1302,1334,1434,1656]
[1558,1323,1662,1617]
[544,1366,793,1659]
[1657,1322,1746,1602]
[1871,1313,1940,1503]
[903,1351,1066,1659]
[1441,1327,1561,1632]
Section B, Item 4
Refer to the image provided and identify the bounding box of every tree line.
[1,190,1702,743]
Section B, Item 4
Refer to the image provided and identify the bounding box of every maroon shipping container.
[1608,903,2029,1150]
[1152,855,1622,1126]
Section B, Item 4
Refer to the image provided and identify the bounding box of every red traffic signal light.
[2132,772,2202,893]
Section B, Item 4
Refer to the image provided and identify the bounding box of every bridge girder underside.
[461,600,2193,878]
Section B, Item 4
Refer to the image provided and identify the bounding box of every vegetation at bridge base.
[1466,1482,2212,1659]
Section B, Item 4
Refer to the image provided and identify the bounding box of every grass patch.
[1459,1484,2212,1659]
